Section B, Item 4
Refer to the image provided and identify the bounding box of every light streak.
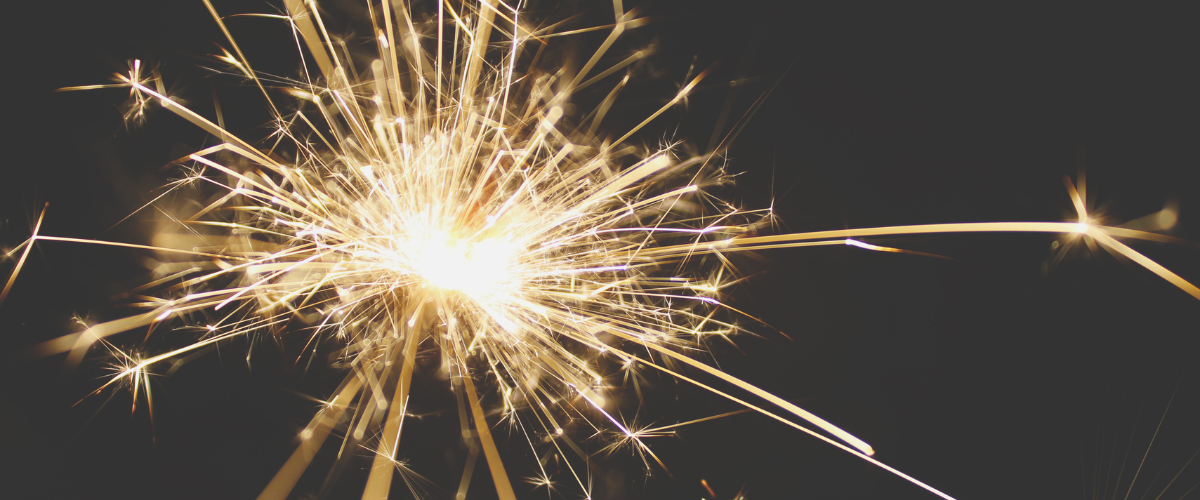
[4,0,1198,499]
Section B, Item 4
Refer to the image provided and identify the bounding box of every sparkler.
[5,0,1198,499]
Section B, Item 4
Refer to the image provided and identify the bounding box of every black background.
[3,1,1198,499]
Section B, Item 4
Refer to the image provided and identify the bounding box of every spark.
[4,1,1198,499]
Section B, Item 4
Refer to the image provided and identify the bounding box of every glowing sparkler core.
[411,233,516,296]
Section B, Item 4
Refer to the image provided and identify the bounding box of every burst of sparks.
[6,0,1199,499]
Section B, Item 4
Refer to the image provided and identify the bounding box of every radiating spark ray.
[455,439,480,500]
[612,67,711,147]
[362,311,424,499]
[0,202,48,306]
[1151,448,1200,500]
[597,318,875,455]
[643,408,752,433]
[1122,374,1185,500]
[258,375,364,500]
[462,366,518,500]
[1087,230,1200,301]
[622,350,955,500]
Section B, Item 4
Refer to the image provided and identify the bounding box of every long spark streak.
[6,1,1199,499]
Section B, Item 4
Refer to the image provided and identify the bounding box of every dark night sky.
[3,1,1199,499]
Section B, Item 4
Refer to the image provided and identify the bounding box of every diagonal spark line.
[0,203,48,306]
[462,366,518,500]
[642,408,752,433]
[616,350,956,500]
[258,375,364,500]
[362,308,424,499]
[594,319,875,455]
[1121,373,1187,500]
[1088,230,1200,301]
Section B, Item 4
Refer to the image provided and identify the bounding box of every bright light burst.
[5,0,1199,499]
